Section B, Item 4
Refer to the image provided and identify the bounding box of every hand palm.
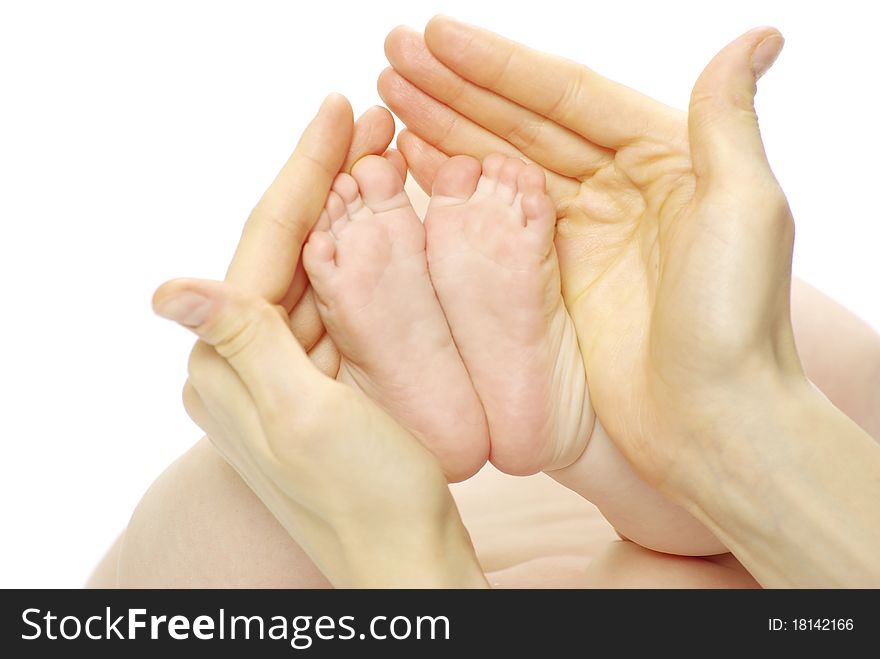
[553,129,696,456]
[382,18,795,481]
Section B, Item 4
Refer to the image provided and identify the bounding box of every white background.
[1,1,877,587]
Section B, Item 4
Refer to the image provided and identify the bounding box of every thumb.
[153,278,324,412]
[688,27,784,186]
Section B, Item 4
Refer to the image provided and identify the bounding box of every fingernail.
[751,34,784,79]
[155,292,212,327]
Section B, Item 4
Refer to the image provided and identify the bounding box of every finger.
[397,130,448,195]
[278,259,310,314]
[225,93,354,302]
[379,69,579,201]
[341,105,397,174]
[287,285,325,353]
[423,15,679,149]
[282,267,341,372]
[181,380,212,435]
[385,27,612,178]
[185,342,260,439]
[154,278,331,419]
[307,331,340,377]
[185,341,272,469]
[689,27,784,187]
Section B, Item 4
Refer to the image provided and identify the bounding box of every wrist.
[335,496,489,588]
[671,376,880,586]
[253,473,488,588]
[663,370,816,504]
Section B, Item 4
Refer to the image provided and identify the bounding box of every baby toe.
[521,191,556,249]
[497,157,525,204]
[332,173,360,205]
[332,173,367,220]
[516,163,547,197]
[303,231,338,286]
[314,208,332,232]
[475,153,506,196]
[325,191,351,236]
[432,155,482,202]
[351,154,408,213]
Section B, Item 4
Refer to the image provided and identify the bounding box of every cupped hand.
[154,277,486,588]
[212,93,404,372]
[157,93,485,586]
[182,94,405,432]
[381,18,802,493]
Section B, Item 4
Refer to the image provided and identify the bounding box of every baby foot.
[425,155,594,475]
[302,155,488,482]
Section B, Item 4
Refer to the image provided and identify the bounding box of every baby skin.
[305,153,724,554]
[302,155,488,482]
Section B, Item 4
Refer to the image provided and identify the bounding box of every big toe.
[516,163,547,196]
[350,154,407,211]
[432,155,482,201]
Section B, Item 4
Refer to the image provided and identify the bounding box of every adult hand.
[217,94,404,369]
[153,277,486,588]
[183,94,405,430]
[156,93,484,587]
[382,19,880,586]
[380,18,795,490]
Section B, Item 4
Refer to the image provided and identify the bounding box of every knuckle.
[250,188,312,240]
[181,380,199,413]
[766,184,790,213]
[503,115,542,152]
[295,149,337,181]
[750,179,791,228]
[545,67,585,123]
[688,89,724,129]
[483,40,514,88]
[690,84,757,131]
[181,380,209,430]
[445,76,468,106]
[435,111,460,149]
[212,302,274,361]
